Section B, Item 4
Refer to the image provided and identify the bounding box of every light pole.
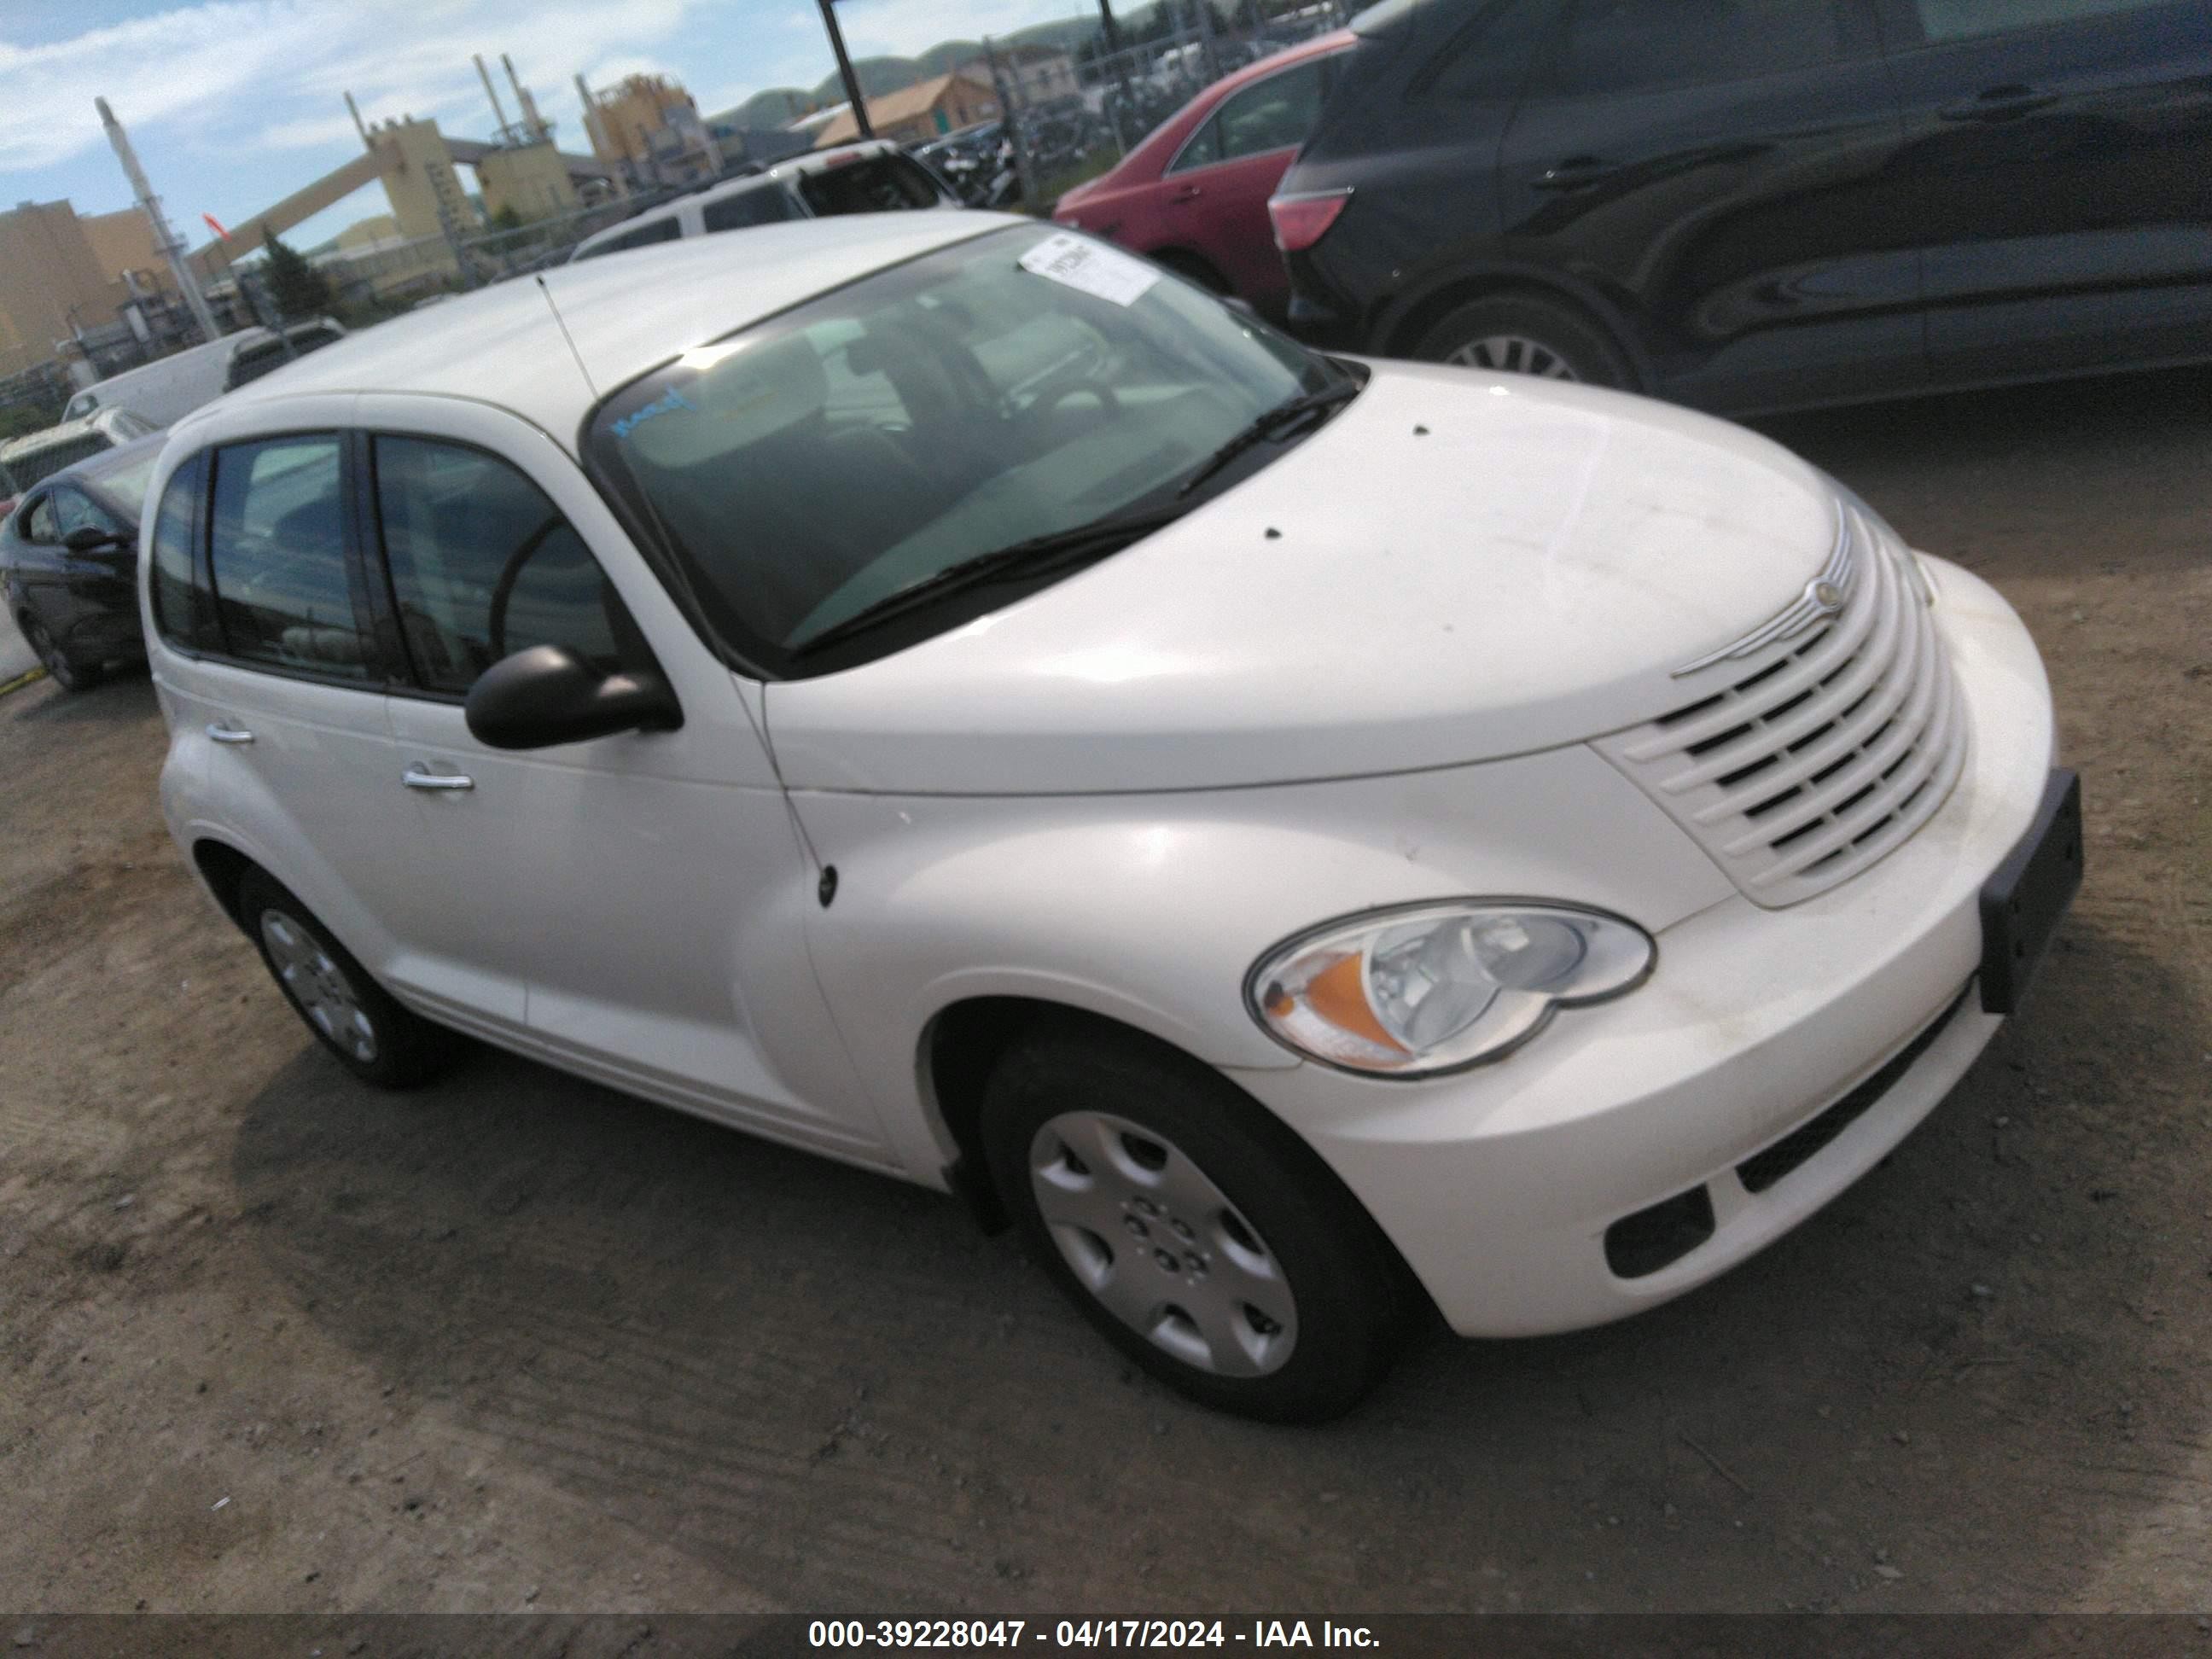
[815,0,875,140]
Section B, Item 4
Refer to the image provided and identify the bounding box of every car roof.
[186,212,1016,447]
[59,431,166,486]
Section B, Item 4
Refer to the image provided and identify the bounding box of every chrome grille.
[1595,503,1968,908]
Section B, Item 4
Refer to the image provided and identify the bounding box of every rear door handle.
[403,765,474,792]
[1533,155,1616,192]
[1939,84,2059,122]
[206,723,253,745]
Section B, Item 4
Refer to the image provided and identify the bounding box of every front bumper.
[1235,556,2063,1337]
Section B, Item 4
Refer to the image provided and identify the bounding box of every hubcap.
[259,909,377,1064]
[25,617,73,688]
[1028,1110,1296,1378]
[1444,333,1580,381]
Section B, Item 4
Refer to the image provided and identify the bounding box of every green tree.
[262,235,334,322]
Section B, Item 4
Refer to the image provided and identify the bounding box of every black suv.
[1272,0,2211,414]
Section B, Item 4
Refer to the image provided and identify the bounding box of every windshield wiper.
[792,503,1190,656]
[1174,379,1362,501]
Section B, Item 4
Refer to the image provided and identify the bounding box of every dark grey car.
[1,434,165,690]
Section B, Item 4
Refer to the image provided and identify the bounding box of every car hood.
[765,362,1842,795]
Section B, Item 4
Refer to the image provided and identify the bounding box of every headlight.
[1245,901,1654,1077]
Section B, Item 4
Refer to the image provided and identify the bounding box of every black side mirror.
[464,644,684,751]
[62,525,124,553]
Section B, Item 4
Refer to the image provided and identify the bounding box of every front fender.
[790,745,1734,1182]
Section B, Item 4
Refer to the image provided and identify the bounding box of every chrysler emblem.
[1673,504,1860,678]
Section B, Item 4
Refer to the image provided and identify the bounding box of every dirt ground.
[2,365,2207,1619]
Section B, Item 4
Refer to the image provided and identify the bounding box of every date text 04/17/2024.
[806,1621,1381,1649]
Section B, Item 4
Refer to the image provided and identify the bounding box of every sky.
[0,0,1086,250]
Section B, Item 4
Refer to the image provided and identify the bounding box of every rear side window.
[206,435,372,679]
[1539,0,1857,96]
[149,453,218,653]
[371,436,621,695]
[1910,0,2172,41]
[1174,57,1338,171]
[225,343,288,391]
[610,217,682,253]
[1419,0,1565,100]
[701,186,797,234]
[797,154,941,217]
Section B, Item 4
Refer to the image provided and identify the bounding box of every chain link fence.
[953,0,1353,214]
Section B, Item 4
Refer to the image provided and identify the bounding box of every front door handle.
[1940,84,2059,122]
[1170,184,1203,203]
[206,723,254,745]
[403,765,474,792]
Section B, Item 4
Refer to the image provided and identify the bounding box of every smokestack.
[474,54,511,136]
[96,96,219,344]
[344,91,370,148]
[504,54,549,143]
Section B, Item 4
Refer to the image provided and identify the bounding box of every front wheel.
[20,611,99,692]
[236,869,459,1088]
[1412,293,1633,389]
[981,1026,1409,1422]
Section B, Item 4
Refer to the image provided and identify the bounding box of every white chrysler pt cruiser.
[143,214,2080,1420]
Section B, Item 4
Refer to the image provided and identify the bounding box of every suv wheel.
[20,612,98,692]
[1413,293,1633,389]
[980,1025,1408,1422]
[236,869,459,1088]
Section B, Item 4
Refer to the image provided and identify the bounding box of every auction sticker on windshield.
[1018,232,1160,307]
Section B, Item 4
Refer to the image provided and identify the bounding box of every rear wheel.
[1412,292,1634,390]
[236,869,458,1088]
[20,611,98,692]
[981,1025,1406,1422]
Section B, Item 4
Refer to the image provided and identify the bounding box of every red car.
[1054,32,1353,317]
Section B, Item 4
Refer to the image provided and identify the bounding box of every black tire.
[1412,292,1634,389]
[981,1024,1408,1423]
[20,611,100,692]
[236,869,459,1088]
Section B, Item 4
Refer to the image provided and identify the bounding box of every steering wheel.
[1031,375,1122,425]
[485,513,570,661]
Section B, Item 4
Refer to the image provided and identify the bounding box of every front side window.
[52,487,118,540]
[371,436,621,695]
[590,223,1347,675]
[796,154,942,216]
[63,391,98,422]
[1540,0,1854,96]
[701,185,797,234]
[1210,58,1335,164]
[206,435,372,678]
[19,494,58,544]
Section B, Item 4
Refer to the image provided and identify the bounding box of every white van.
[61,318,348,428]
[568,143,958,263]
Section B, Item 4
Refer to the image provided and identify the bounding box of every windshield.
[86,451,161,520]
[587,223,1342,674]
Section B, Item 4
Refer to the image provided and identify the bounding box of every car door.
[1161,51,1346,306]
[355,394,886,1166]
[49,485,138,651]
[1497,0,1921,411]
[154,406,428,985]
[1871,0,2212,387]
[5,492,67,643]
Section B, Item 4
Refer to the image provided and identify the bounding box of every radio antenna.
[535,275,598,399]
